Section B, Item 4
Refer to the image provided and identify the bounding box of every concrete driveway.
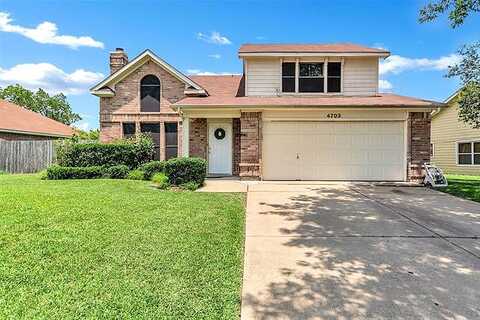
[241,183,480,320]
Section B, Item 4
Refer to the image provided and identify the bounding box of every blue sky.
[1,0,479,130]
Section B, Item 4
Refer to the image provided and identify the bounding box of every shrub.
[105,165,130,179]
[151,173,170,190]
[56,135,154,169]
[46,165,105,180]
[127,169,145,180]
[179,181,201,191]
[164,157,206,186]
[38,170,48,180]
[139,161,165,180]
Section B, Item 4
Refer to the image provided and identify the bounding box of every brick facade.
[232,118,241,175]
[407,112,431,182]
[239,112,262,179]
[99,58,185,161]
[189,118,208,159]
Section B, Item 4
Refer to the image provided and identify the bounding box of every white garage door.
[262,121,405,181]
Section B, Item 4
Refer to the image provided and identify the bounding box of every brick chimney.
[109,48,128,74]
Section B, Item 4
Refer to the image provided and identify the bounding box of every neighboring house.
[91,44,443,181]
[0,99,73,173]
[431,90,480,175]
[0,99,73,140]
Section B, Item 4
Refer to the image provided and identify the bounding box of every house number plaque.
[326,113,342,119]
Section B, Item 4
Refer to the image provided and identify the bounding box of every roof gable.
[90,50,206,96]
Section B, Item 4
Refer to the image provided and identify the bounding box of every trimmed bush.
[151,173,170,190]
[46,165,105,180]
[179,181,201,191]
[139,161,165,180]
[127,170,145,180]
[105,165,129,179]
[56,135,154,169]
[164,157,206,186]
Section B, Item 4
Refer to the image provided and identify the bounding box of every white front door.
[208,120,233,175]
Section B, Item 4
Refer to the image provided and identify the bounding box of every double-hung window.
[457,141,480,165]
[327,62,341,93]
[281,62,295,93]
[281,61,341,93]
[299,63,324,93]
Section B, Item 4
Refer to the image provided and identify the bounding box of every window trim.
[139,74,161,113]
[280,58,343,95]
[456,140,480,166]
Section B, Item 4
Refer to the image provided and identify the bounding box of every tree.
[0,84,81,125]
[74,128,100,141]
[419,0,480,28]
[419,0,480,128]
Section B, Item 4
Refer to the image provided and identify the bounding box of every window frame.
[298,62,325,93]
[456,140,480,166]
[140,74,161,113]
[280,58,343,95]
[122,122,136,138]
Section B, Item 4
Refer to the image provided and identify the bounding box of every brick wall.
[239,112,262,179]
[99,58,184,144]
[232,118,241,175]
[407,112,431,182]
[0,132,57,141]
[99,122,122,143]
[189,118,207,159]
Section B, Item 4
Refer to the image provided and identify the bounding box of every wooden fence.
[0,140,55,173]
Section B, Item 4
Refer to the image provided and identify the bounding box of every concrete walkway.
[241,183,480,320]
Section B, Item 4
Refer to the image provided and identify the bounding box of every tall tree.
[0,84,81,125]
[419,0,480,27]
[419,0,480,128]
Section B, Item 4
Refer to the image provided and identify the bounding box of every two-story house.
[91,44,443,181]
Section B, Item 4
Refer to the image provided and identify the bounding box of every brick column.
[189,118,208,159]
[407,112,431,182]
[239,112,262,180]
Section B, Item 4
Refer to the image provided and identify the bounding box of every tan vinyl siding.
[343,57,378,96]
[245,56,379,96]
[431,101,480,175]
[246,58,280,96]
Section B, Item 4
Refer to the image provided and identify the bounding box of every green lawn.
[0,174,245,319]
[440,174,480,203]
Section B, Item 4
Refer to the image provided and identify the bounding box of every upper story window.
[281,63,295,93]
[327,62,341,93]
[299,63,324,93]
[140,75,160,112]
[281,61,341,94]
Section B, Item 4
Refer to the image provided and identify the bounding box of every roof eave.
[0,128,72,138]
[90,49,207,94]
[239,52,390,58]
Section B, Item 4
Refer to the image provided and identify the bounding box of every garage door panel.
[263,121,405,181]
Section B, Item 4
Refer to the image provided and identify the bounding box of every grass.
[439,174,480,203]
[0,174,245,319]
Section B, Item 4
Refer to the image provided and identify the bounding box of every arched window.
[140,75,160,112]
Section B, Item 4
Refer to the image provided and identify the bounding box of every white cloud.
[0,63,104,95]
[196,31,231,45]
[186,69,240,76]
[378,79,393,91]
[208,54,221,59]
[74,122,90,131]
[379,54,460,75]
[0,12,104,49]
[255,36,266,40]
